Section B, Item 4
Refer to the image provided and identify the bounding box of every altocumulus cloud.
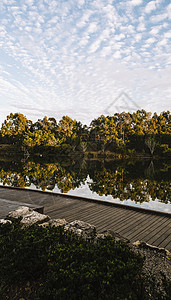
[0,0,170,124]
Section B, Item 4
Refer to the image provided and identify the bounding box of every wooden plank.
[118,215,153,237]
[86,211,136,234]
[123,214,164,241]
[46,198,95,214]
[164,240,171,251]
[135,216,168,241]
[111,211,147,232]
[66,205,123,222]
[74,208,125,229]
[48,204,126,228]
[146,219,171,245]
[54,206,108,223]
[46,201,95,218]
[155,231,171,249]
[98,210,143,233]
[145,218,170,241]
[57,201,114,217]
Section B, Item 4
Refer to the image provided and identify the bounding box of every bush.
[0,220,145,299]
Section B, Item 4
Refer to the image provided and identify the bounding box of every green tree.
[1,113,32,145]
[90,115,118,153]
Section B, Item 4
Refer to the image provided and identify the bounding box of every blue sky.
[0,0,171,125]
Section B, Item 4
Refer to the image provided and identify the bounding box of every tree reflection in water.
[0,159,170,205]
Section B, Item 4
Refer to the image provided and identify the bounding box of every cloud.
[113,51,121,59]
[25,0,34,6]
[76,10,92,28]
[151,13,168,23]
[115,33,125,41]
[100,46,112,57]
[129,0,142,7]
[157,38,168,47]
[164,31,171,38]
[77,0,85,8]
[87,22,98,34]
[0,0,170,126]
[137,23,146,32]
[144,1,156,14]
[134,33,142,42]
[145,37,156,44]
[149,27,160,35]
[88,39,102,53]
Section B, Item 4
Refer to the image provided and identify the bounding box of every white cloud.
[157,38,168,47]
[78,0,85,7]
[151,13,168,23]
[88,39,101,53]
[137,23,146,32]
[79,36,90,47]
[115,33,125,41]
[135,33,142,42]
[167,3,171,19]
[127,25,135,34]
[100,46,112,57]
[87,22,98,34]
[113,51,121,59]
[76,10,92,28]
[129,0,142,7]
[164,31,171,38]
[145,37,156,44]
[144,1,156,14]
[149,27,160,35]
[0,0,170,126]
[25,0,34,6]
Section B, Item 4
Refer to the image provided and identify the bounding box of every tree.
[145,137,157,155]
[1,113,30,136]
[114,112,132,141]
[0,113,31,145]
[23,130,60,147]
[57,116,78,145]
[79,142,87,153]
[90,115,118,153]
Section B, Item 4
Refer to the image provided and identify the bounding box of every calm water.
[0,158,170,213]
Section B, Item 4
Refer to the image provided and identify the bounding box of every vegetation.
[1,219,170,300]
[0,110,170,158]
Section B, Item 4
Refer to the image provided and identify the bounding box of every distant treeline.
[0,110,170,158]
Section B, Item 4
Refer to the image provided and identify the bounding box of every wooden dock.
[0,186,170,251]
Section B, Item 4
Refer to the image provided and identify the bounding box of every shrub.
[0,219,145,299]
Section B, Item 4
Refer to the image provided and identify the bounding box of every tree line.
[0,110,170,157]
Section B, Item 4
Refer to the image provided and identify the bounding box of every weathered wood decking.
[0,186,170,251]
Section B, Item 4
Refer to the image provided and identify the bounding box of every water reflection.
[0,159,170,209]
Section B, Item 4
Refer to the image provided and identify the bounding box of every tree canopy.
[0,110,170,157]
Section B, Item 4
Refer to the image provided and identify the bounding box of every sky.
[0,0,171,125]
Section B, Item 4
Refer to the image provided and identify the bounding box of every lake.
[0,158,170,213]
